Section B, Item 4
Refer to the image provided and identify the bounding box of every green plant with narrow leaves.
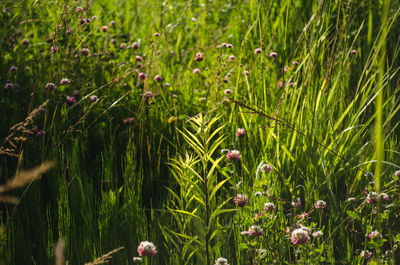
[161,114,237,265]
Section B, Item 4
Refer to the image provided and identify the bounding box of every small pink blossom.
[227,150,240,161]
[137,241,157,257]
[236,128,246,138]
[234,194,248,207]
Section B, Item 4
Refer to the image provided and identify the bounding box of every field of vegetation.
[1,0,400,264]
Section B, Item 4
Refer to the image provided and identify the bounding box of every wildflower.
[254,191,263,197]
[243,70,250,76]
[90,95,98,102]
[193,68,201,74]
[144,91,154,100]
[350,49,357,55]
[123,117,135,125]
[221,149,230,154]
[234,194,248,207]
[60,78,71,85]
[75,6,84,13]
[240,230,249,235]
[292,61,299,66]
[137,241,157,256]
[138,72,147,80]
[224,89,232,95]
[81,48,90,56]
[254,212,265,221]
[263,202,276,212]
[395,170,400,177]
[72,90,81,99]
[66,96,76,106]
[227,150,240,161]
[315,200,327,209]
[154,75,163,82]
[214,257,229,265]
[269,52,278,58]
[360,250,372,259]
[132,42,139,49]
[133,257,142,263]
[248,225,264,236]
[21,38,30,45]
[120,43,127,49]
[9,66,17,73]
[364,172,374,178]
[380,193,389,201]
[135,55,143,62]
[290,227,310,245]
[284,66,289,73]
[236,128,246,138]
[110,21,116,27]
[366,192,379,204]
[228,55,235,62]
[254,48,262,54]
[347,197,356,203]
[368,230,381,239]
[260,163,272,173]
[101,26,109,32]
[195,52,204,62]
[199,97,207,102]
[292,197,301,207]
[153,32,160,37]
[92,15,98,20]
[50,46,58,53]
[4,81,14,90]
[226,44,233,48]
[298,212,309,220]
[312,231,323,238]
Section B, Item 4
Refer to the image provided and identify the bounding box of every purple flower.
[137,241,157,257]
[135,55,143,62]
[138,72,147,80]
[248,225,264,236]
[263,202,276,212]
[123,117,135,125]
[260,163,272,173]
[226,44,233,48]
[227,150,240,161]
[46,82,56,91]
[254,48,262,54]
[236,128,246,138]
[110,21,116,27]
[315,200,327,209]
[60,78,71,85]
[81,48,90,56]
[66,96,76,106]
[269,52,278,58]
[75,6,84,13]
[101,26,109,32]
[193,68,201,74]
[350,49,357,55]
[224,89,232,95]
[228,55,235,62]
[90,95,98,102]
[154,75,163,82]
[234,194,248,207]
[195,52,204,62]
[9,66,17,73]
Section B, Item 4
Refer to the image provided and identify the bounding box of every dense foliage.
[1,0,400,264]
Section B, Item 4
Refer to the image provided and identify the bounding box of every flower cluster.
[227,150,241,161]
[248,225,264,236]
[263,202,276,212]
[315,200,327,209]
[137,241,157,256]
[214,257,229,265]
[290,226,311,245]
[234,194,248,207]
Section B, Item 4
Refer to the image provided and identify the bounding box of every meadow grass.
[1,0,400,264]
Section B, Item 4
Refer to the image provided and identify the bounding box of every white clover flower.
[312,231,323,238]
[214,257,229,265]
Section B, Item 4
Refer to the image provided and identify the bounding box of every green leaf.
[346,210,360,219]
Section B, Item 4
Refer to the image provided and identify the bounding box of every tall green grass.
[0,0,400,264]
